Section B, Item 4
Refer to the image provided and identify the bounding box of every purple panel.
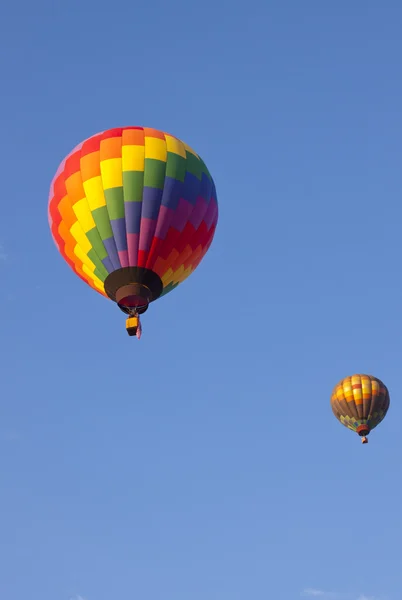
[139,218,157,252]
[125,201,142,234]
[127,233,139,266]
[103,237,121,270]
[189,197,208,230]
[204,198,218,230]
[154,206,175,240]
[211,181,217,203]
[161,177,182,210]
[171,198,193,233]
[182,172,200,205]
[102,256,115,273]
[142,187,163,220]
[199,172,212,202]
[110,218,128,251]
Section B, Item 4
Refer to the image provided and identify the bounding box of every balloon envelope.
[330,374,390,442]
[48,126,218,314]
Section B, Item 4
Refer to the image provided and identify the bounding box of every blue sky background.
[0,1,401,599]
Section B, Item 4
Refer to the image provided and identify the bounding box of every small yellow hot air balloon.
[330,374,390,444]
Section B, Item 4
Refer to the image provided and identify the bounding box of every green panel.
[144,158,166,189]
[185,152,202,180]
[86,227,108,261]
[166,152,186,182]
[123,171,144,202]
[92,206,113,241]
[161,281,179,297]
[104,186,125,220]
[88,248,108,280]
[94,266,106,281]
[198,156,212,181]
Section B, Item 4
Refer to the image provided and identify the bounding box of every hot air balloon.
[330,374,390,444]
[48,127,218,338]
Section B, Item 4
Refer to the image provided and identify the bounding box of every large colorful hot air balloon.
[330,374,390,444]
[48,126,218,337]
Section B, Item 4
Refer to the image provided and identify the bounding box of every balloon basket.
[126,316,139,337]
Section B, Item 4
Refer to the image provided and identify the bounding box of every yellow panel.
[100,158,123,189]
[171,265,185,282]
[70,222,91,254]
[183,266,194,279]
[94,281,106,293]
[336,388,345,401]
[161,268,174,285]
[122,145,145,171]
[83,176,106,210]
[73,199,96,233]
[82,263,104,288]
[74,244,96,272]
[175,265,192,284]
[145,137,167,162]
[165,135,186,158]
[173,265,189,283]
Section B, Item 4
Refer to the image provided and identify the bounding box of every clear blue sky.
[0,2,401,599]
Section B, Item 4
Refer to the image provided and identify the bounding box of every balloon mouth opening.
[116,286,151,315]
[104,267,163,313]
[357,425,370,437]
[117,294,149,315]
